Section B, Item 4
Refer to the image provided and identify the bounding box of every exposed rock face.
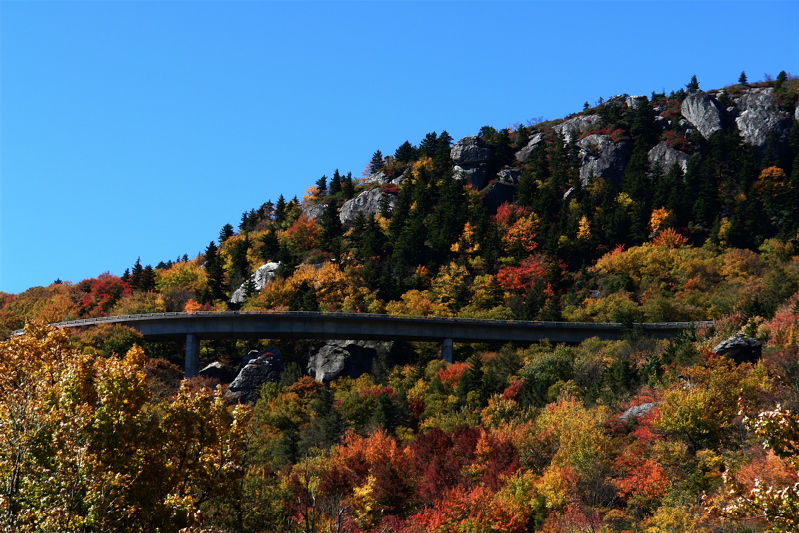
[713,333,762,364]
[364,170,406,186]
[451,136,494,189]
[514,132,545,162]
[648,141,689,174]
[620,402,657,422]
[230,262,281,304]
[227,349,284,403]
[680,90,724,140]
[576,134,631,187]
[553,114,601,143]
[339,187,398,226]
[302,203,327,221]
[307,340,393,383]
[626,95,647,109]
[734,88,792,148]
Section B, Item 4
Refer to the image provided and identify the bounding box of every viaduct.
[30,311,711,377]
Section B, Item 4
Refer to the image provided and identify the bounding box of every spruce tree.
[329,169,342,195]
[219,223,234,243]
[368,150,384,174]
[202,241,226,303]
[315,175,328,194]
[394,141,418,163]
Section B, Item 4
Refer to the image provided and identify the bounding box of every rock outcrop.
[625,95,647,109]
[553,114,601,143]
[648,141,689,174]
[302,202,327,221]
[364,170,406,186]
[619,402,657,422]
[712,333,762,364]
[339,187,398,226]
[680,90,724,140]
[734,88,792,148]
[576,134,630,187]
[451,136,494,189]
[514,132,545,162]
[227,349,284,403]
[230,262,281,304]
[307,340,393,383]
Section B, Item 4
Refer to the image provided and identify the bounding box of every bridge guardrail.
[12,310,714,337]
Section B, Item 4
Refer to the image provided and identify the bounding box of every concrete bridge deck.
[22,311,711,376]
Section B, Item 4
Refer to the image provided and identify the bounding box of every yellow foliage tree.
[0,323,251,533]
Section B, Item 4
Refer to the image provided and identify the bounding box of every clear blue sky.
[1,0,797,294]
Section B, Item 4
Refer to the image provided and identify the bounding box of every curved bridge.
[28,311,711,377]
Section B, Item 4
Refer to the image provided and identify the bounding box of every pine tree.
[202,241,226,303]
[315,175,328,194]
[419,131,438,158]
[274,195,287,224]
[342,172,355,199]
[686,74,699,91]
[739,71,748,84]
[394,141,418,163]
[131,257,144,291]
[368,150,384,174]
[329,169,342,195]
[219,223,235,243]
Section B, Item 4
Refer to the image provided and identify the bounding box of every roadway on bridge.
[34,311,710,376]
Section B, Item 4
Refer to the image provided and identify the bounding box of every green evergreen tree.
[131,257,144,291]
[419,131,439,158]
[274,195,287,224]
[329,169,342,195]
[315,175,328,194]
[202,241,226,303]
[739,71,748,84]
[342,172,355,199]
[369,150,384,174]
[219,223,235,243]
[394,140,418,163]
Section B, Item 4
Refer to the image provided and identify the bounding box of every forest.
[2,73,799,532]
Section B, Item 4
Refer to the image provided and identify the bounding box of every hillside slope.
[2,72,799,533]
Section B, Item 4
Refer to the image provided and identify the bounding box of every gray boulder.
[451,136,494,190]
[364,170,392,185]
[230,262,281,304]
[648,141,689,175]
[307,340,393,383]
[302,202,327,221]
[576,134,631,187]
[514,132,545,162]
[553,114,602,143]
[626,95,647,109]
[620,402,658,422]
[734,88,792,148]
[363,170,406,186]
[339,187,398,226]
[227,349,284,403]
[451,136,493,164]
[712,333,762,364]
[681,90,724,140]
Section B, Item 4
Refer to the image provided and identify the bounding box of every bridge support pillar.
[442,338,453,363]
[185,334,200,378]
